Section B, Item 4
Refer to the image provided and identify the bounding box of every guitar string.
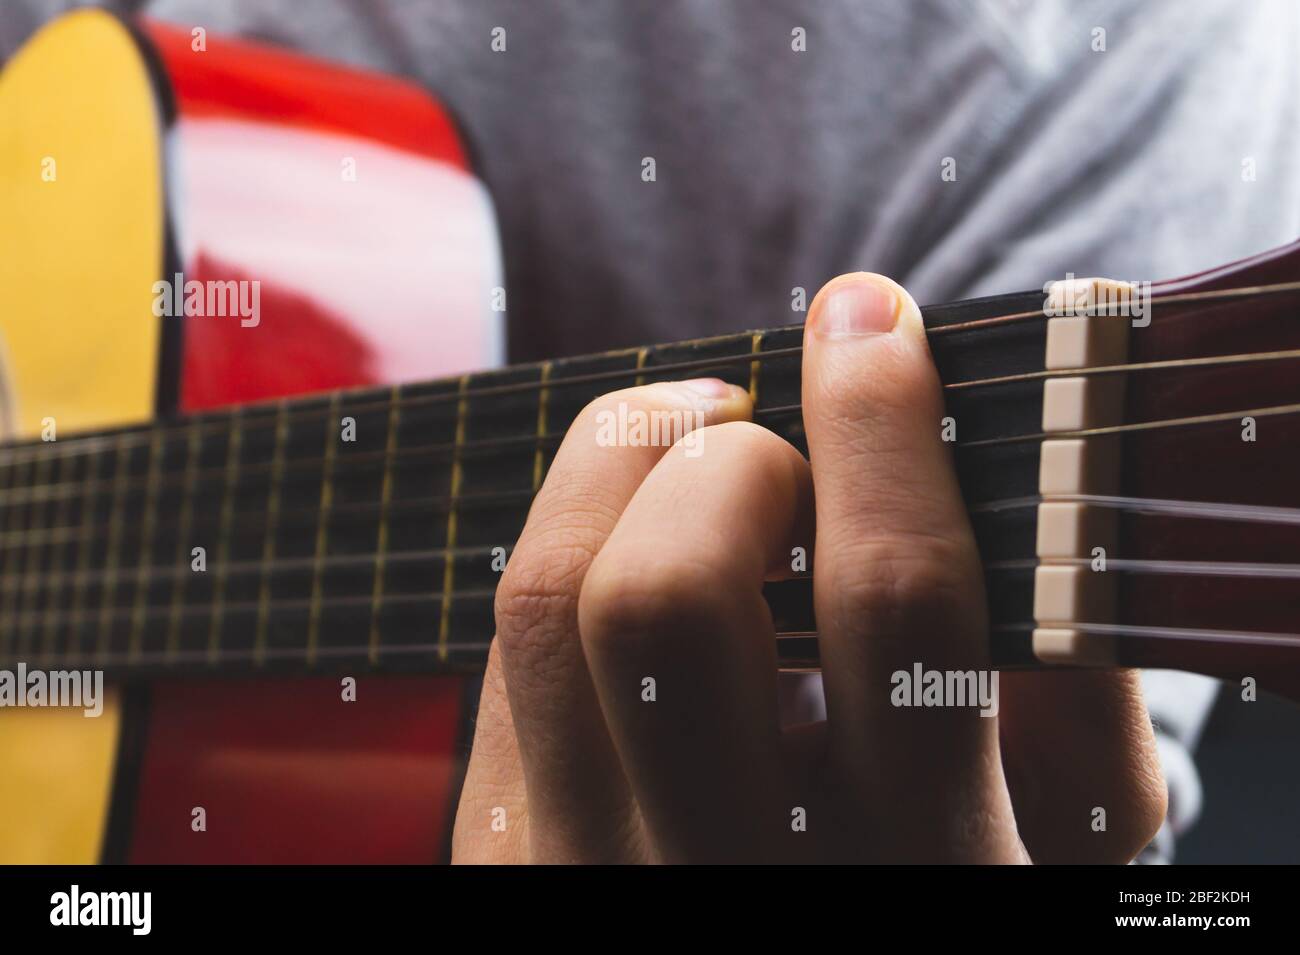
[0,543,509,585]
[4,405,1300,549]
[1062,622,1300,649]
[5,610,1298,668]
[2,353,1299,508]
[7,540,1300,592]
[970,494,1300,524]
[922,279,1300,337]
[943,347,1300,391]
[0,278,1297,471]
[983,559,1300,578]
[990,621,1300,650]
[958,401,1300,449]
[3,569,1297,627]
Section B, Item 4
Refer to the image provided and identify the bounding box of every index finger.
[490,378,751,861]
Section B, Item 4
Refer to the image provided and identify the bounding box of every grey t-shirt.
[10,1,1297,355]
[9,0,1298,860]
[129,0,1300,361]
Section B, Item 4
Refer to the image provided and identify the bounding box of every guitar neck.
[0,288,1049,677]
[0,314,821,670]
[4,279,1299,682]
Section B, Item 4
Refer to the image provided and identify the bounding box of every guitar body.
[0,10,501,862]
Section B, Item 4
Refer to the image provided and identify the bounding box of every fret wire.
[127,426,164,661]
[94,436,131,664]
[748,332,763,404]
[206,408,244,665]
[164,420,203,661]
[0,460,12,576]
[367,386,401,665]
[3,278,1299,475]
[532,361,552,492]
[306,393,341,666]
[39,452,72,661]
[438,375,470,663]
[12,453,51,657]
[64,446,103,663]
[253,401,289,666]
[634,346,649,388]
[0,457,27,657]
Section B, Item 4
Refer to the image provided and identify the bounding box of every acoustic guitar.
[1,9,1296,864]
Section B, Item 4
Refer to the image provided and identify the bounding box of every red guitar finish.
[1115,241,1300,695]
[123,20,502,863]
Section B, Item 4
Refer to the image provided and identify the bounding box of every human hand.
[452,273,1166,863]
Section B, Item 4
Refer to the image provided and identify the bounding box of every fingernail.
[679,377,736,399]
[812,276,899,339]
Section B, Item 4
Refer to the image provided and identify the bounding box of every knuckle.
[1106,742,1169,862]
[822,533,984,653]
[1078,773,1168,865]
[493,532,595,658]
[1126,768,1170,859]
[579,552,736,657]
[1139,785,1171,855]
[534,463,626,529]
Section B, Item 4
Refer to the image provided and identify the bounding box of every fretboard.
[0,287,1063,677]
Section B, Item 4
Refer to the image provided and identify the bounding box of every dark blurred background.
[1179,692,1300,863]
